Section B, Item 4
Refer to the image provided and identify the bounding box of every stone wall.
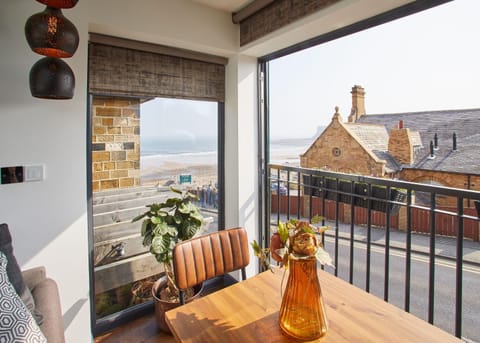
[401,168,480,191]
[401,168,480,207]
[300,111,385,176]
[91,96,140,192]
[388,127,414,165]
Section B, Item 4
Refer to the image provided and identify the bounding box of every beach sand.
[140,150,301,187]
[141,160,218,187]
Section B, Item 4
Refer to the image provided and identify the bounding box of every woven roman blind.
[88,34,226,102]
[239,0,340,46]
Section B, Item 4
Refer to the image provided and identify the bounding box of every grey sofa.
[22,266,65,343]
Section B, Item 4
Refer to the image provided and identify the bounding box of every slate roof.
[344,123,401,173]
[356,108,480,175]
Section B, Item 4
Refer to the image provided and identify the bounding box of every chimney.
[428,140,435,159]
[347,85,366,123]
[388,124,414,165]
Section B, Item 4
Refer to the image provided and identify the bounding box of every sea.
[141,136,312,166]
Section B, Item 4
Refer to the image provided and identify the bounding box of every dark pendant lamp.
[29,57,75,99]
[25,6,79,58]
[35,0,79,9]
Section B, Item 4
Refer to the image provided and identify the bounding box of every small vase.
[279,256,328,340]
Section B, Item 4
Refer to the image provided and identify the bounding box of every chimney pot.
[398,120,404,129]
[428,140,435,159]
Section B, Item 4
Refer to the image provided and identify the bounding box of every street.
[321,236,480,342]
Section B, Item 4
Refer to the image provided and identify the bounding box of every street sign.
[179,174,192,184]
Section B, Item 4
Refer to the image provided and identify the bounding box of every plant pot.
[323,178,352,204]
[130,278,155,305]
[152,276,203,333]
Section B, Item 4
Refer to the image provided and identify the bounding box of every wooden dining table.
[165,268,461,342]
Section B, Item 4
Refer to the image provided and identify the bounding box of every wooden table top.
[165,268,461,342]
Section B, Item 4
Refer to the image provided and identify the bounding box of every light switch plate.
[24,165,45,182]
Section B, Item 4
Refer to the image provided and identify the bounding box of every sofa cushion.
[0,223,43,324]
[0,223,26,296]
[21,286,44,325]
[0,251,47,342]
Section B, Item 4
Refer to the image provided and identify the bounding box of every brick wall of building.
[388,127,414,165]
[300,111,385,176]
[401,168,480,207]
[401,169,480,191]
[92,97,140,192]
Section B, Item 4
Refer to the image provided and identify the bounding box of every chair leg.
[179,290,185,305]
[241,268,246,281]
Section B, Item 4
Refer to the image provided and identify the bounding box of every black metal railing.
[267,164,480,340]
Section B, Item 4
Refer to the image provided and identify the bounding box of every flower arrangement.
[252,216,333,340]
[251,216,333,271]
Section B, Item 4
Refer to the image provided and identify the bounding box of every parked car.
[271,182,287,195]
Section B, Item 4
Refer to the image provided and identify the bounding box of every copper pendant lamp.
[29,57,75,99]
[25,6,79,58]
[35,0,79,9]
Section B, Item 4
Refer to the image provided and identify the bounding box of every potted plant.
[132,187,204,332]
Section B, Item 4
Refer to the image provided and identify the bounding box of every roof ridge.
[365,107,480,117]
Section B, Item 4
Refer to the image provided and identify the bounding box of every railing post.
[384,186,391,301]
[349,180,355,285]
[366,183,372,293]
[405,189,412,313]
[428,192,436,324]
[455,197,464,338]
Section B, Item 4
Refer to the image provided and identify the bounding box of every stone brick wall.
[388,128,414,164]
[92,97,140,192]
[401,168,480,191]
[401,168,480,207]
[300,111,385,177]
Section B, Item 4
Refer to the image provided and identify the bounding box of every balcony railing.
[267,164,480,340]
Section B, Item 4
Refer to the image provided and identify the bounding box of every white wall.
[0,1,90,341]
[0,1,258,341]
[225,55,260,277]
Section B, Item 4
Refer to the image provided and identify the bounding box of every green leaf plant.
[132,187,204,301]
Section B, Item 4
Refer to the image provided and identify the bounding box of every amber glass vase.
[279,256,328,340]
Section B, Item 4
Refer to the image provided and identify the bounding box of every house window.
[332,147,341,157]
[88,35,226,335]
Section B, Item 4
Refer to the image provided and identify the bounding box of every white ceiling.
[190,0,254,13]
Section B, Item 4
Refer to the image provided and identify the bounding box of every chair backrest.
[172,227,249,303]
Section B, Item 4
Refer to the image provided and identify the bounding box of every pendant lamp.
[35,0,78,8]
[25,6,79,58]
[29,57,75,99]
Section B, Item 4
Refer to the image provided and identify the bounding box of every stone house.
[300,85,480,194]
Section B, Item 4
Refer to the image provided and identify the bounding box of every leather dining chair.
[172,227,250,305]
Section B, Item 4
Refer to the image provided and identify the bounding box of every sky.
[269,0,480,139]
[141,97,217,139]
[141,0,480,142]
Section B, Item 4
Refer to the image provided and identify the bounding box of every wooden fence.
[271,194,479,241]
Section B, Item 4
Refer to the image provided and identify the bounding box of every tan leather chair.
[172,227,250,304]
